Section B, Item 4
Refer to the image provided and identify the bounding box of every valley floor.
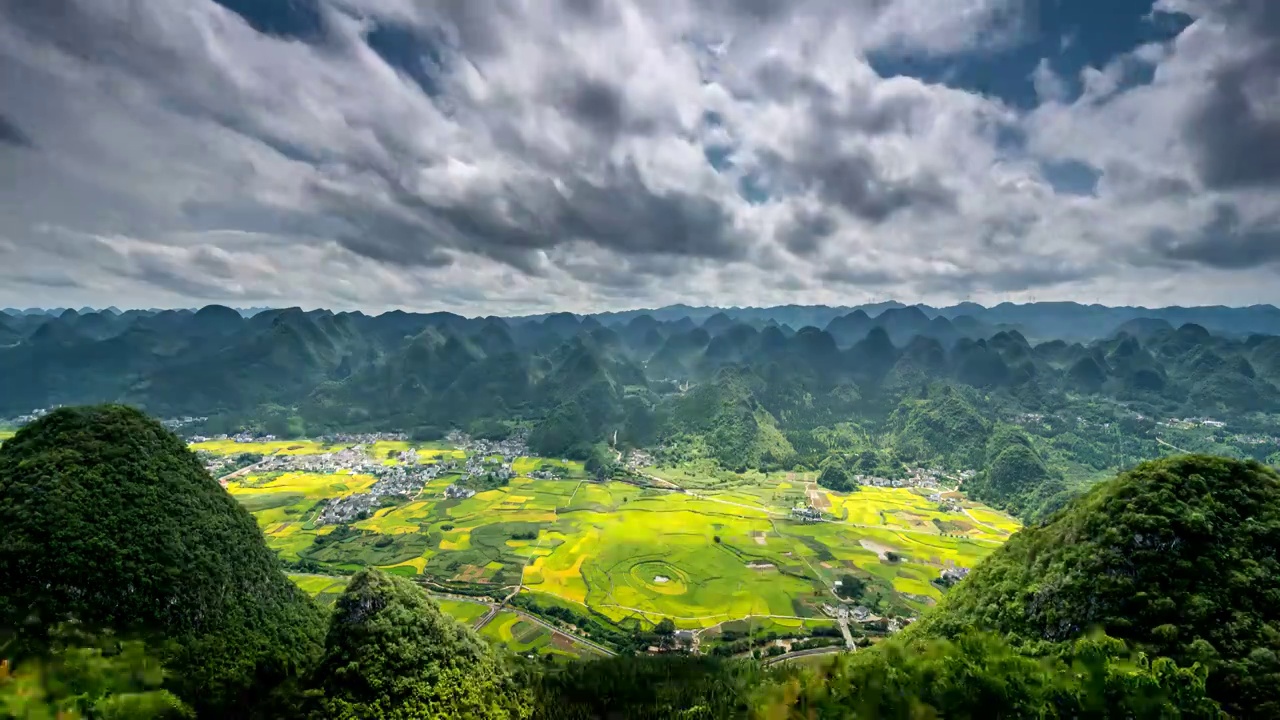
[206,438,1021,656]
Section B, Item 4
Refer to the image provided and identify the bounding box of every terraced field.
[229,443,1021,637]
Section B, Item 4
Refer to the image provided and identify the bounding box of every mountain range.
[11,300,1280,340]
[6,301,1280,524]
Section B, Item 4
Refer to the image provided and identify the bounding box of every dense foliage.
[0,407,326,717]
[528,655,766,720]
[0,627,191,719]
[914,455,1280,717]
[305,569,530,719]
[759,632,1221,719]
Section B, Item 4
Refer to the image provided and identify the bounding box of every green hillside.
[913,455,1280,717]
[305,569,529,718]
[0,406,327,717]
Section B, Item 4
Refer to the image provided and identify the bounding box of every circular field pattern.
[628,560,690,595]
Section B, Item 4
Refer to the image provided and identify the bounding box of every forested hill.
[7,304,1280,425]
[6,302,1280,524]
[4,408,1273,717]
[912,455,1280,718]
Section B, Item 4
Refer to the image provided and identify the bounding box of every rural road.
[504,607,616,657]
[764,646,847,665]
[216,457,271,482]
[1156,437,1189,453]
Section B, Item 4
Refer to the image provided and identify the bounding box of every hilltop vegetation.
[0,406,325,718]
[305,570,530,718]
[914,455,1280,717]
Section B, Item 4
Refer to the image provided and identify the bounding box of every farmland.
[191,438,350,456]
[224,439,1020,650]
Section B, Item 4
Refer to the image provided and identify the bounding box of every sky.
[0,0,1278,314]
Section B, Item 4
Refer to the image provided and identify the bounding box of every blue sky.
[0,0,1276,312]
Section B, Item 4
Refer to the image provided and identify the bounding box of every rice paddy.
[232,445,1021,634]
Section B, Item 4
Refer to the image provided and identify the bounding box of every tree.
[914,455,1280,718]
[0,406,326,717]
[817,456,854,492]
[0,627,192,720]
[836,575,866,600]
[756,631,1222,719]
[306,569,531,719]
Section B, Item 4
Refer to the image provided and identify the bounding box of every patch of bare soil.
[859,539,896,561]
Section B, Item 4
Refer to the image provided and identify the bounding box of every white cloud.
[0,0,1276,313]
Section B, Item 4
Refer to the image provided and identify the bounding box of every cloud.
[1175,0,1280,190]
[0,0,1277,313]
[1150,202,1280,269]
[0,113,33,148]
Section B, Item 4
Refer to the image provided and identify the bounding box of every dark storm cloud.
[1183,0,1280,189]
[817,263,900,286]
[1152,203,1280,269]
[436,165,746,263]
[0,113,33,148]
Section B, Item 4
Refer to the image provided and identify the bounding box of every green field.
[0,429,14,444]
[287,573,350,606]
[234,447,1021,637]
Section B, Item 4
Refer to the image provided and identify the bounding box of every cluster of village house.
[853,466,975,490]
[625,449,654,471]
[316,458,451,525]
[791,466,973,523]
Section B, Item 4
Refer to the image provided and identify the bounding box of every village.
[853,466,975,491]
[315,459,450,525]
